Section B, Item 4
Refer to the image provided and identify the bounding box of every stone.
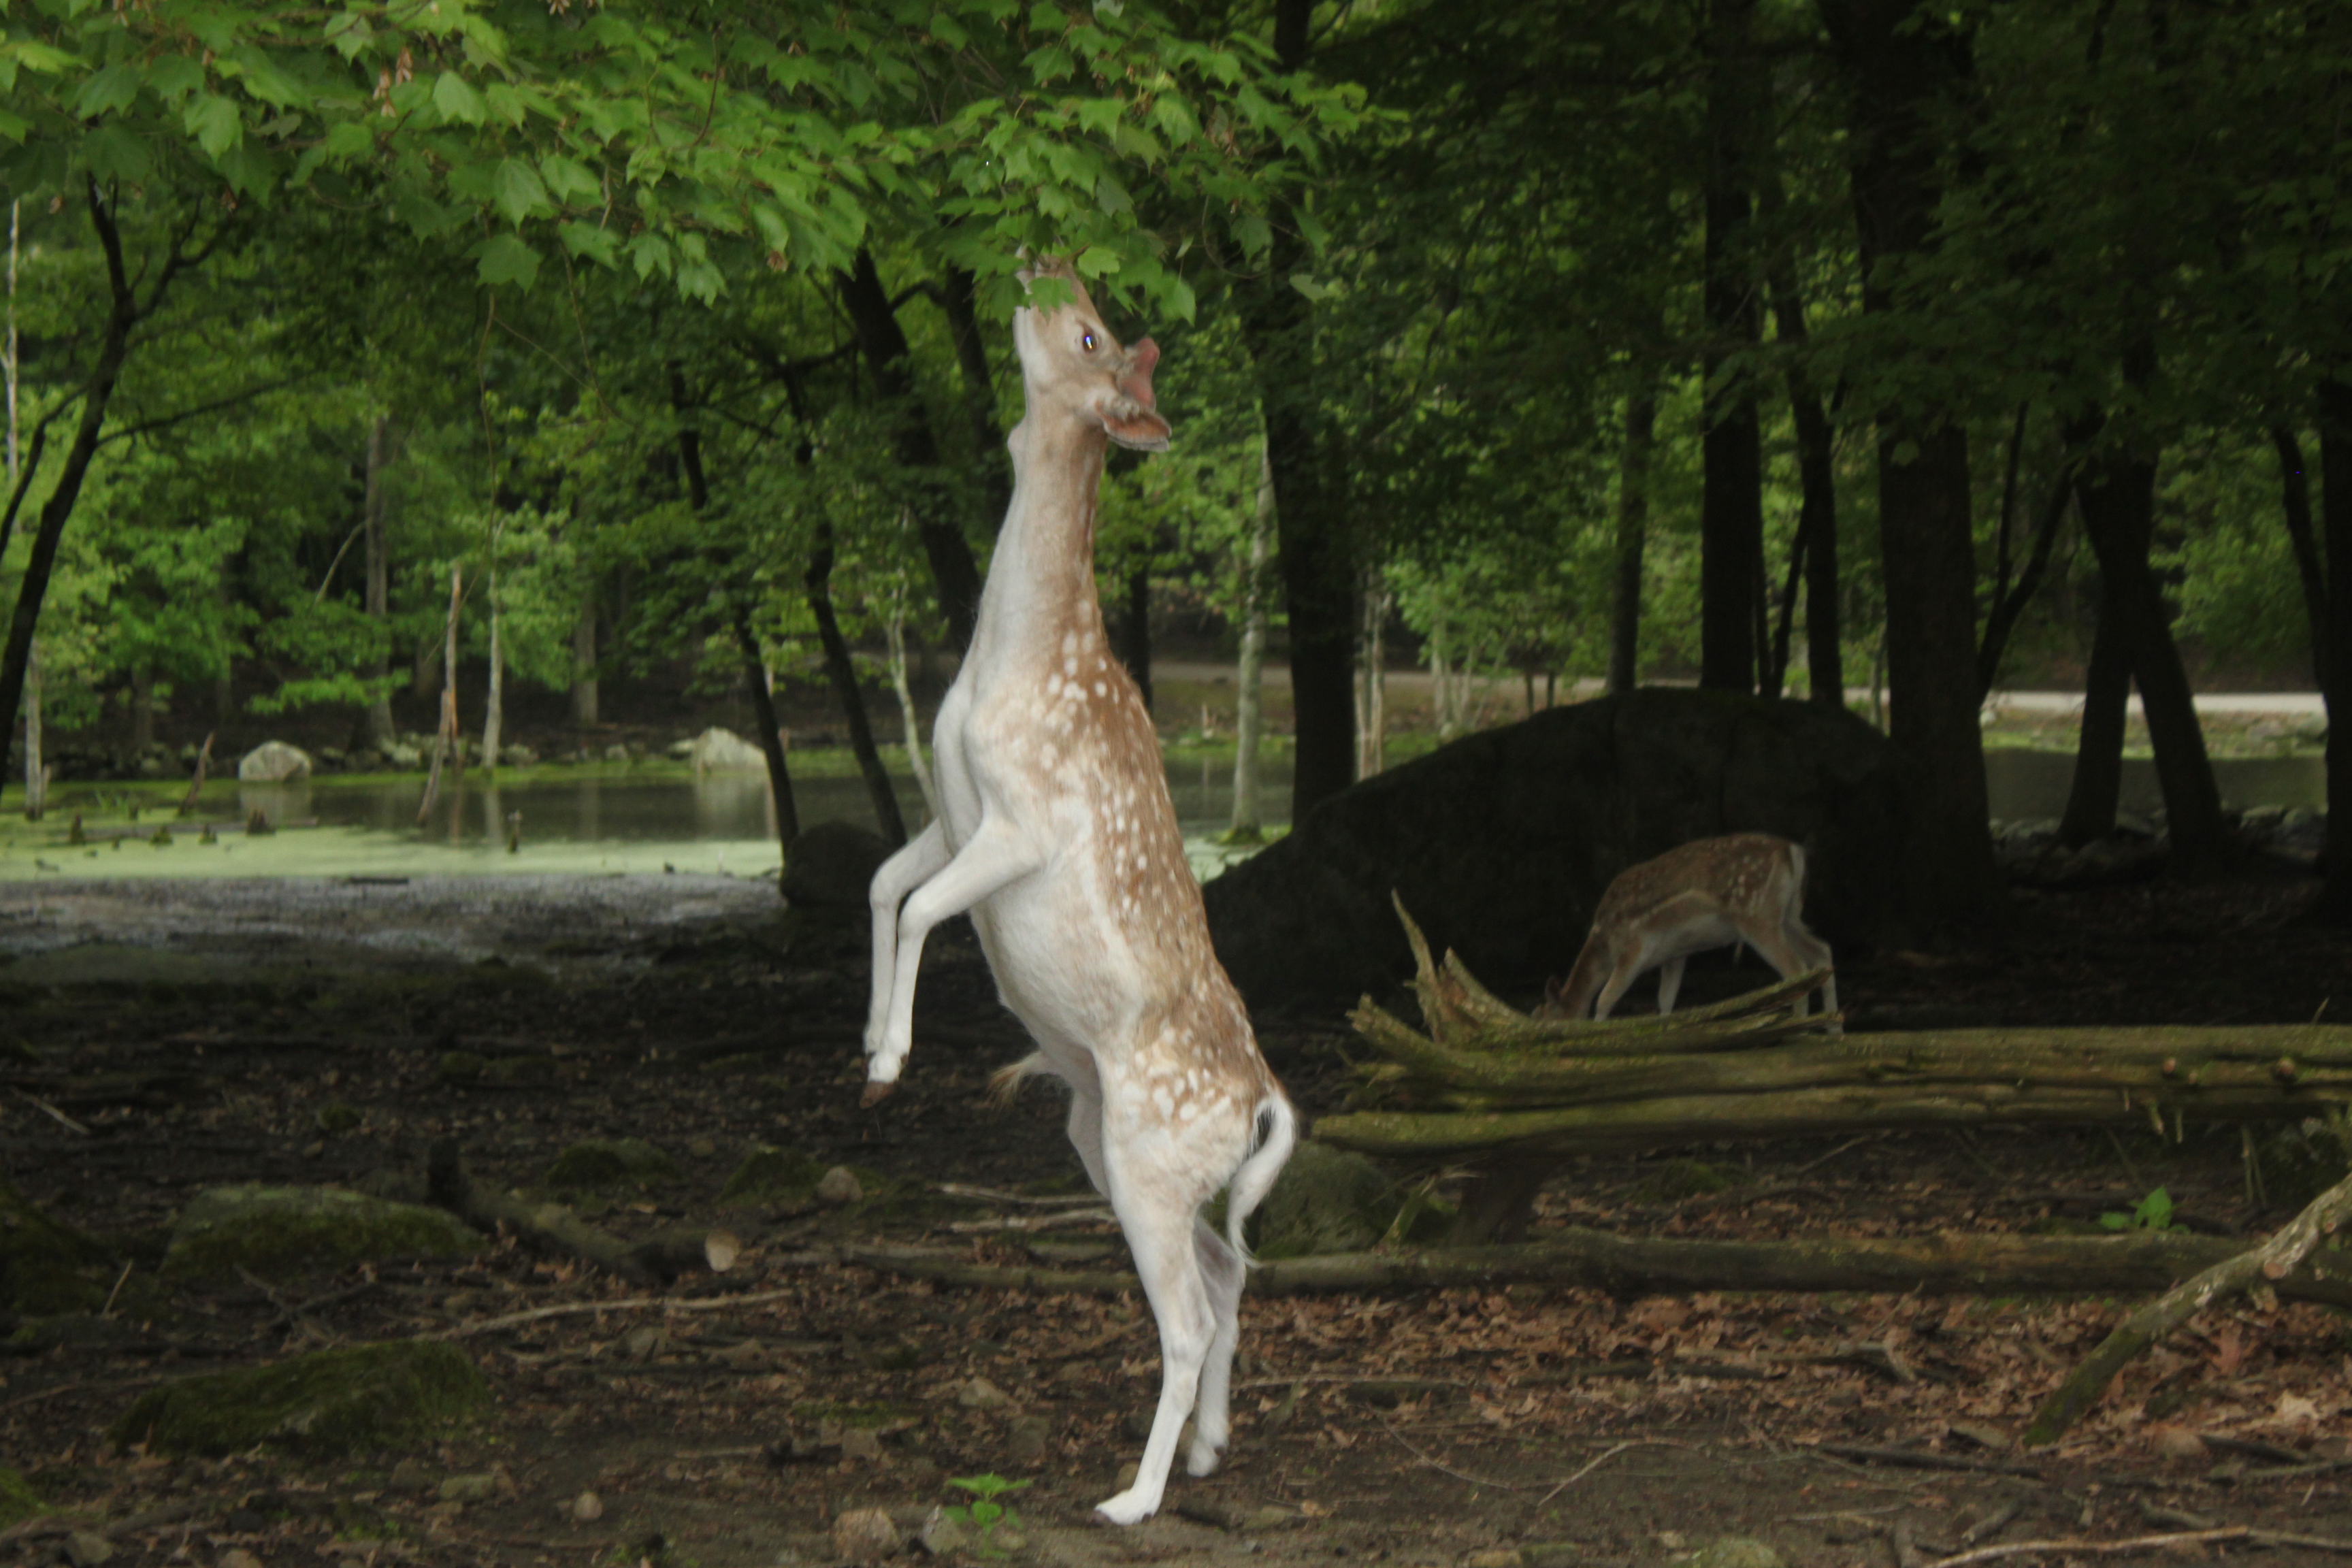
[719,1147,830,1206]
[438,1473,498,1504]
[569,1492,603,1523]
[1006,1414,1052,1465]
[2151,1424,2208,1460]
[830,1507,901,1562]
[2292,714,2329,743]
[65,1531,113,1567]
[383,743,423,769]
[603,744,632,764]
[237,741,314,783]
[816,1166,864,1205]
[500,746,538,768]
[838,1427,884,1461]
[1680,1539,1784,1568]
[110,1340,488,1458]
[1202,689,1905,1009]
[781,822,894,909]
[686,727,767,772]
[916,1505,970,1556]
[1252,1143,1401,1259]
[389,1458,432,1494]
[956,1376,1013,1410]
[162,1186,483,1281]
[217,1552,263,1568]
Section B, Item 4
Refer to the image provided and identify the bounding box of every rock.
[816,1166,864,1205]
[217,1551,264,1568]
[956,1376,1013,1410]
[686,727,767,772]
[1947,1420,2012,1452]
[314,1102,363,1134]
[111,1340,488,1458]
[602,743,632,764]
[917,1505,970,1556]
[2293,714,2329,743]
[389,1458,433,1494]
[500,746,538,768]
[1242,1505,1297,1531]
[831,1507,901,1562]
[237,740,314,783]
[65,1531,113,1567]
[438,1473,499,1503]
[719,1147,830,1206]
[1464,1552,1524,1568]
[782,822,894,909]
[163,1185,484,1281]
[542,1139,679,1192]
[1680,1539,1784,1568]
[2151,1424,2208,1460]
[1253,1143,1403,1259]
[2112,811,2158,840]
[1202,690,1904,1009]
[383,742,423,769]
[570,1491,604,1523]
[839,1427,884,1461]
[1006,1414,1052,1465]
[666,738,697,761]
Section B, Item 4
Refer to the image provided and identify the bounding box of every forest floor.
[3,869,2352,1568]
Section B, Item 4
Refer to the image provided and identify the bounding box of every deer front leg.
[864,816,1043,1104]
[865,820,951,1065]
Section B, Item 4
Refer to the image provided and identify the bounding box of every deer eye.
[1080,329,1098,353]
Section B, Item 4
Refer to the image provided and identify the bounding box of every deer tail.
[984,1052,1048,1111]
[1222,1092,1298,1265]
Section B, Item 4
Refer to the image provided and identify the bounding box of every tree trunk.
[1114,561,1154,714]
[1605,386,1656,697]
[480,575,504,775]
[1760,225,1843,708]
[21,638,41,820]
[571,598,599,727]
[1230,447,1274,840]
[1356,573,1388,781]
[0,182,154,806]
[883,604,938,823]
[363,414,395,749]
[1699,0,1763,696]
[1239,0,1354,820]
[2318,378,2352,921]
[416,565,462,825]
[1820,0,2005,940]
[412,634,440,700]
[837,249,983,654]
[808,516,906,847]
[2270,425,2329,700]
[2059,599,2132,847]
[940,266,1011,530]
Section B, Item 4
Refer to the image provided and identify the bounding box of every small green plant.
[944,1473,1030,1556]
[2101,1187,2178,1232]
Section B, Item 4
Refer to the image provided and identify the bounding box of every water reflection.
[1985,751,2325,821]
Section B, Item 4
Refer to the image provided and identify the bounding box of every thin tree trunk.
[1241,0,1354,819]
[1605,386,1656,697]
[837,250,983,653]
[413,635,440,700]
[481,572,504,774]
[1820,0,2005,940]
[734,614,799,849]
[21,640,40,820]
[363,414,395,749]
[0,182,161,805]
[808,515,906,847]
[1356,573,1387,780]
[1758,182,1842,710]
[1230,447,1274,840]
[1977,462,2075,700]
[1763,528,1804,701]
[2059,590,2132,847]
[2271,425,2330,701]
[940,266,1011,529]
[570,598,599,725]
[2317,378,2352,921]
[1699,0,1763,696]
[416,566,462,825]
[884,602,938,823]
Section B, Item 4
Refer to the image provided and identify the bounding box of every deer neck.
[967,412,1112,679]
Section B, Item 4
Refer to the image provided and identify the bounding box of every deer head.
[1013,257,1171,453]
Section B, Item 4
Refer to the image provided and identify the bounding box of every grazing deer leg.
[866,819,1043,1095]
[864,821,951,1061]
[1096,1174,1218,1524]
[1656,952,1689,1014]
[1592,955,1644,1020]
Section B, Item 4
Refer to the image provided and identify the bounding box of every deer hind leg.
[1095,1163,1218,1525]
[1655,953,1689,1015]
[1781,915,1838,1024]
[1186,1218,1246,1477]
[1740,922,1827,1019]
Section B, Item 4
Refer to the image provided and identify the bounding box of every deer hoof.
[1092,1490,1156,1526]
[859,1080,897,1109]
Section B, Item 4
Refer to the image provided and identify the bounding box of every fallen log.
[840,1226,2352,1309]
[2022,1166,2352,1446]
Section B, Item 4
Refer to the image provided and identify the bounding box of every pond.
[0,755,1289,883]
[0,747,2323,885]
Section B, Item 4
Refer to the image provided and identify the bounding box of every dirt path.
[2,876,2350,1567]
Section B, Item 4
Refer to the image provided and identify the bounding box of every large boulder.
[1202,689,1904,1009]
[237,740,313,783]
[163,1185,484,1281]
[687,726,767,772]
[783,822,894,909]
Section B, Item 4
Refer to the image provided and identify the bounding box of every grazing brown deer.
[1541,832,1837,1024]
[860,259,1296,1525]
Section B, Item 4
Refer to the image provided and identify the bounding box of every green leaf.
[433,71,487,125]
[81,124,152,182]
[0,109,31,144]
[557,220,620,268]
[491,157,550,225]
[1075,244,1121,278]
[323,121,374,159]
[476,232,541,289]
[540,153,600,204]
[74,62,144,119]
[146,55,204,103]
[185,95,242,159]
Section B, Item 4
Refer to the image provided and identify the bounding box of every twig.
[1380,1421,1529,1491]
[947,1207,1117,1234]
[100,1259,133,1317]
[1813,1443,2043,1480]
[1792,1133,1882,1175]
[936,1183,1103,1208]
[11,1085,90,1134]
[1921,1526,2352,1567]
[425,1276,830,1340]
[1533,1440,1642,1507]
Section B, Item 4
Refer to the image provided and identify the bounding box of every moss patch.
[719,1146,828,1206]
[1,1179,112,1314]
[542,1139,678,1192]
[1637,1158,1742,1203]
[1253,1143,1401,1260]
[163,1186,485,1282]
[112,1341,489,1458]
[0,1466,42,1529]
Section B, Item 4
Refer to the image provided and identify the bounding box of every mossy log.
[840,1226,2352,1309]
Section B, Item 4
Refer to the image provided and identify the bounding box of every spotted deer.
[860,259,1296,1525]
[1541,832,1838,1024]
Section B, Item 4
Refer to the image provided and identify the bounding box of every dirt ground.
[3,869,2352,1568]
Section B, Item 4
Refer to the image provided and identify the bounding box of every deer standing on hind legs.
[860,258,1296,1526]
[1541,832,1838,1026]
